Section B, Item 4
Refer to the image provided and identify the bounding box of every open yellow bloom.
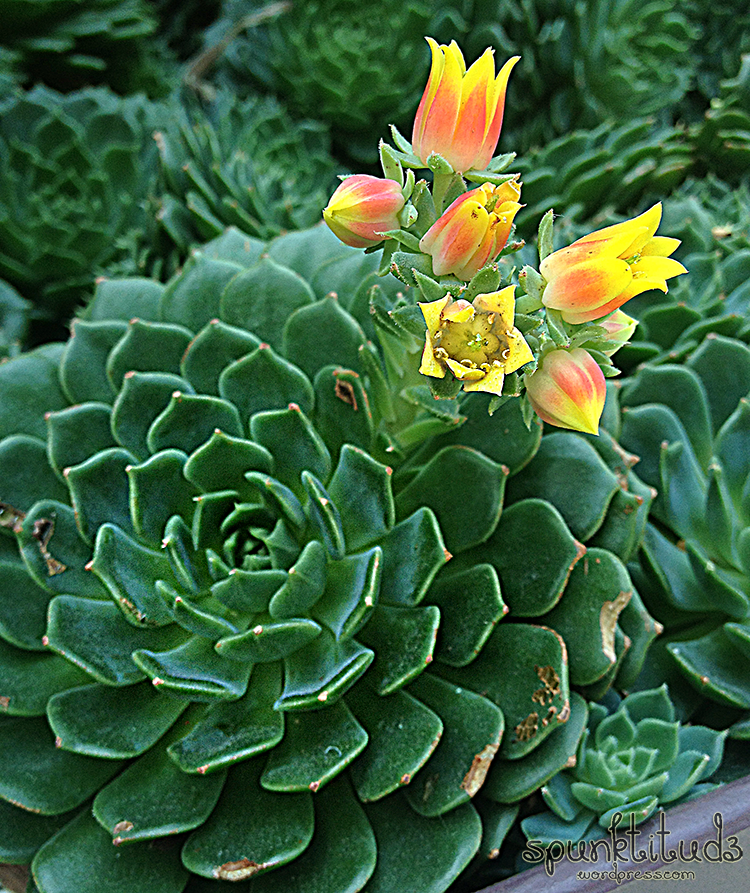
[418,286,533,396]
[540,203,687,324]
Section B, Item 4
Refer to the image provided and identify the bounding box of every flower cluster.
[322,36,687,435]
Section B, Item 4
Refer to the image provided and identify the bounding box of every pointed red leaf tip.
[309,780,321,792]
[124,370,136,379]
[386,466,393,475]
[400,773,411,785]
[152,677,164,687]
[259,342,270,350]
[253,625,263,635]
[320,498,329,506]
[172,391,183,400]
[129,318,140,325]
[317,690,329,702]
[198,765,209,775]
[444,549,453,561]
[84,560,93,571]
[55,736,63,748]
[327,292,339,300]
[288,402,301,411]
[42,635,49,646]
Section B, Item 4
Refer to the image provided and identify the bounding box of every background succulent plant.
[0,222,665,892]
[0,85,161,341]
[0,0,174,95]
[154,91,339,248]
[521,685,725,844]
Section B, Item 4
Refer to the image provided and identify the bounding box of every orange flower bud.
[419,180,522,281]
[540,204,687,324]
[323,175,405,248]
[524,348,606,435]
[412,37,519,173]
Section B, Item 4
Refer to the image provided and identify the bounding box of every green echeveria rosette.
[208,0,434,165]
[434,0,698,151]
[0,85,162,333]
[0,0,174,95]
[154,91,339,248]
[0,224,660,893]
[610,333,750,746]
[521,685,725,845]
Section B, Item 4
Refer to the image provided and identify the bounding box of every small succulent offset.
[521,686,725,846]
[323,35,687,437]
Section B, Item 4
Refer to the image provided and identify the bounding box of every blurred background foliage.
[0,0,747,353]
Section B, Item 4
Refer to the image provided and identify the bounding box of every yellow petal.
[502,328,535,373]
[463,363,505,394]
[641,235,681,257]
[575,204,661,257]
[445,357,484,380]
[442,299,475,322]
[473,284,516,324]
[418,296,452,336]
[630,255,687,282]
[419,330,445,378]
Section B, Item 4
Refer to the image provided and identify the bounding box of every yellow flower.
[418,286,533,396]
[540,203,687,324]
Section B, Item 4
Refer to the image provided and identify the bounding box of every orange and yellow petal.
[525,348,605,435]
[540,231,637,281]
[542,257,632,315]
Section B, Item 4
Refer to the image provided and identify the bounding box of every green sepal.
[0,638,92,716]
[482,498,584,618]
[216,618,322,662]
[167,663,284,773]
[268,540,327,619]
[111,371,194,462]
[219,343,314,423]
[327,445,395,551]
[377,507,447,606]
[45,596,187,686]
[147,391,243,456]
[363,795,481,893]
[537,211,554,262]
[93,741,227,844]
[127,450,198,547]
[0,716,123,814]
[16,499,106,599]
[389,250,436,288]
[250,406,331,497]
[133,635,252,702]
[105,319,193,391]
[275,629,373,711]
[64,447,139,542]
[406,672,504,817]
[302,470,345,559]
[220,256,315,348]
[429,563,507,667]
[356,605,440,695]
[185,431,273,499]
[312,547,381,640]
[240,774,376,893]
[395,446,506,555]
[379,138,404,184]
[312,366,374,457]
[181,757,314,880]
[60,320,126,404]
[261,699,368,792]
[179,318,260,397]
[45,403,116,480]
[47,680,186,759]
[348,685,444,801]
[32,810,188,893]
[91,523,177,627]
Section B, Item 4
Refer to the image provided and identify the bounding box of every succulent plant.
[433,0,698,151]
[0,222,663,892]
[0,0,173,95]
[0,280,30,361]
[0,85,161,334]
[521,685,725,844]
[154,91,339,247]
[208,0,434,164]
[610,334,750,746]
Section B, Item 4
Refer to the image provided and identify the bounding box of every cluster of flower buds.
[322,37,687,435]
